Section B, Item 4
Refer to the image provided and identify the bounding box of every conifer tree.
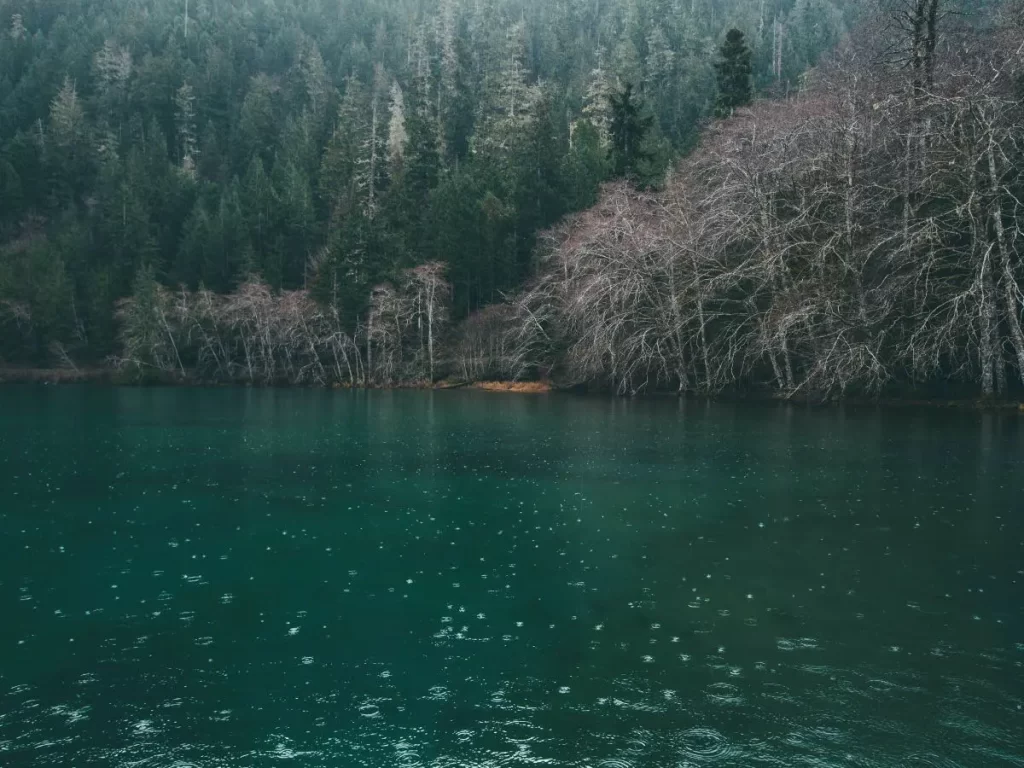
[714,29,753,116]
[608,83,654,178]
[175,83,198,178]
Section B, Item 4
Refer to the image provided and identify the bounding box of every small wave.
[676,727,740,761]
[357,703,380,718]
[394,740,423,767]
[776,637,819,651]
[706,682,744,705]
[503,719,541,745]
[623,730,652,754]
[905,754,963,767]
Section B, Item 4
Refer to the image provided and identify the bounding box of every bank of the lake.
[5,367,1024,412]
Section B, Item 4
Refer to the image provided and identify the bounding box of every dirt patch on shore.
[469,380,553,393]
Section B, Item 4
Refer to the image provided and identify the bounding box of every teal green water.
[0,388,1021,767]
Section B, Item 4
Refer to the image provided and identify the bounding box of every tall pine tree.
[714,29,753,117]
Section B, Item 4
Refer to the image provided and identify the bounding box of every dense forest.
[0,0,850,375]
[3,1,1022,400]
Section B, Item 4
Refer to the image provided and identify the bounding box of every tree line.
[0,0,850,370]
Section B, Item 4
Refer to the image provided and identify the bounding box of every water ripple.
[675,727,740,762]
[705,682,744,706]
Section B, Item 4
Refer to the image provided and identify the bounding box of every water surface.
[1,387,1021,766]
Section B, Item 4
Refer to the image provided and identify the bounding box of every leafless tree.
[404,262,450,383]
[475,5,1024,399]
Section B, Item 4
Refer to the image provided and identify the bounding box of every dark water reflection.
[0,387,1021,766]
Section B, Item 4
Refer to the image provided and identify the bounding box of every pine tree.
[93,41,132,101]
[319,74,370,227]
[608,83,654,178]
[514,88,568,263]
[564,120,609,209]
[358,64,391,220]
[49,77,85,150]
[93,40,132,139]
[475,21,540,171]
[583,57,616,149]
[613,36,642,87]
[238,74,280,165]
[48,77,90,207]
[300,41,331,120]
[175,82,198,178]
[241,157,279,284]
[645,25,676,130]
[387,80,408,169]
[214,182,250,288]
[437,0,460,159]
[714,29,753,117]
[95,149,157,290]
[9,14,27,41]
[392,82,441,263]
[273,161,315,286]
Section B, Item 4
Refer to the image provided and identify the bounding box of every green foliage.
[0,0,853,363]
[563,120,610,210]
[609,83,655,180]
[715,29,753,116]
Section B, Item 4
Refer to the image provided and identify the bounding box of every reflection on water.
[0,388,1021,767]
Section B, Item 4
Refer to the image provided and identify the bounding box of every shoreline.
[0,367,115,384]
[1,367,1022,411]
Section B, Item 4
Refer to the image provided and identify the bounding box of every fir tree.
[714,29,753,117]
[608,83,654,178]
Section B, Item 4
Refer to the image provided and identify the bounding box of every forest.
[2,0,1022,399]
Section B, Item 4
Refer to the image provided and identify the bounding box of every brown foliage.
[496,10,1024,398]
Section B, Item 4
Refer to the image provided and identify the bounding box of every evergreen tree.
[319,75,370,228]
[241,157,279,284]
[238,74,280,167]
[608,83,654,179]
[714,29,753,116]
[583,58,616,149]
[174,82,198,178]
[564,120,610,210]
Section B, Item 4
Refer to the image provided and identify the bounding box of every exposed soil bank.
[468,381,554,393]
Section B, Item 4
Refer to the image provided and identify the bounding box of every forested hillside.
[14,1,1016,401]
[0,0,850,368]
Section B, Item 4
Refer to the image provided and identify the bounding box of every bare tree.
[404,262,450,383]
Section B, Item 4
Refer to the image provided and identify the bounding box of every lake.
[0,387,1021,767]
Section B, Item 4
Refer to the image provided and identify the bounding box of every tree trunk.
[980,251,996,398]
[367,310,374,384]
[987,141,1024,384]
[427,284,435,384]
